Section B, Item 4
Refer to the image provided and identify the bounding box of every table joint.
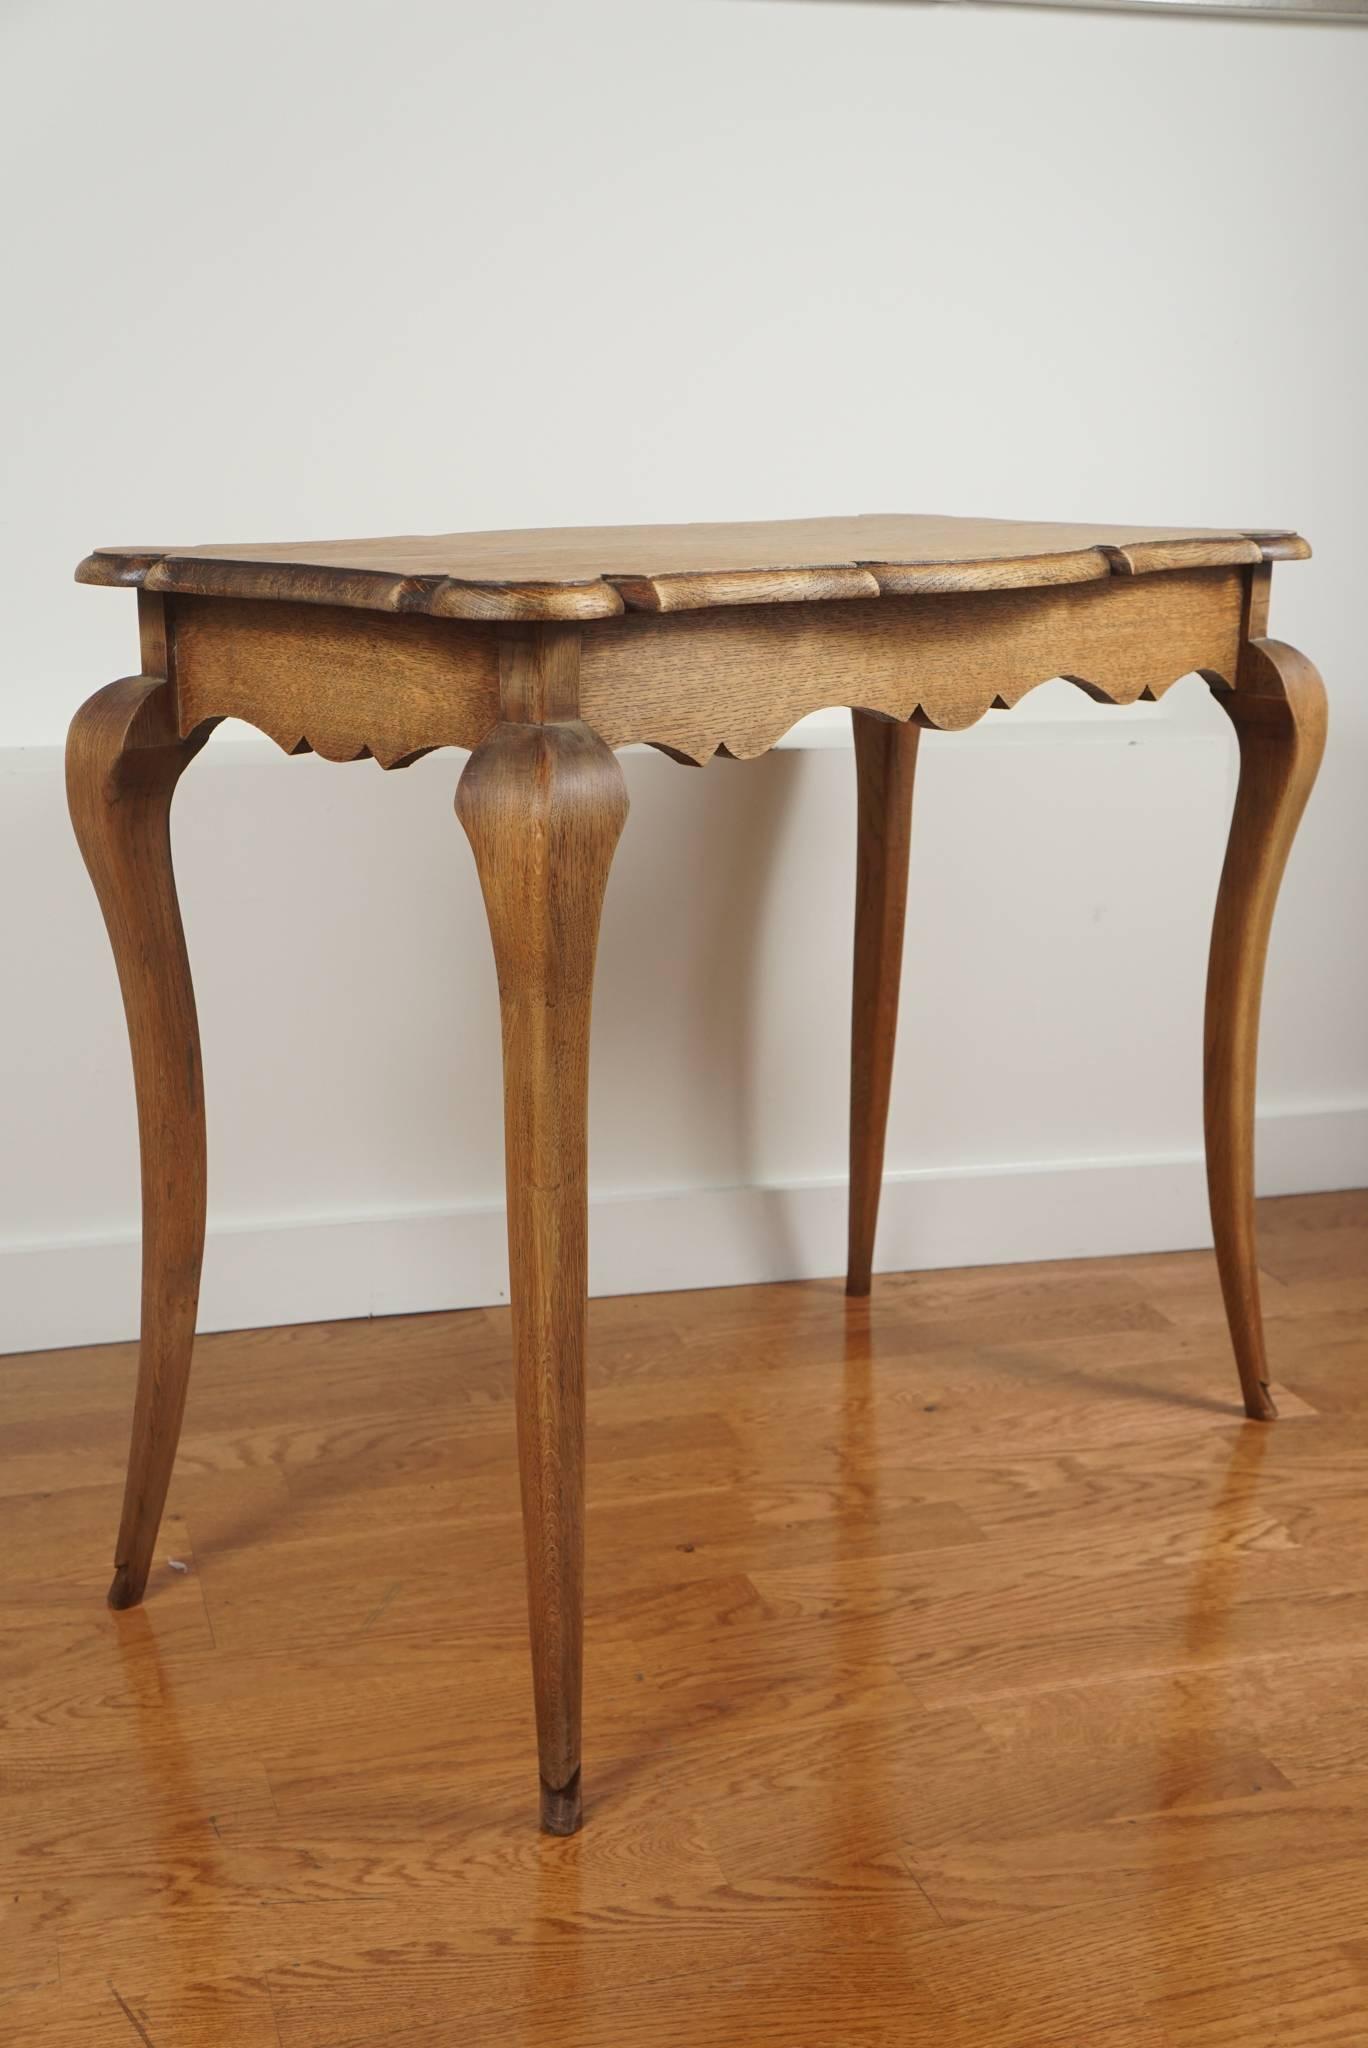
[498,624,583,725]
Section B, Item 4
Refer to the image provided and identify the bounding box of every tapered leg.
[847,711,921,1296]
[1205,639,1327,1420]
[456,720,628,1833]
[66,678,215,1607]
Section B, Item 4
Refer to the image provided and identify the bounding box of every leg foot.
[107,1563,144,1612]
[540,1769,583,1836]
[457,719,628,1832]
[1205,640,1326,1420]
[67,677,214,1606]
[847,711,920,1295]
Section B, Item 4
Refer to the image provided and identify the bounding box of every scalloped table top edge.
[76,511,1310,623]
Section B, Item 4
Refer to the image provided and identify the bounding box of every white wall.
[3,0,1365,1350]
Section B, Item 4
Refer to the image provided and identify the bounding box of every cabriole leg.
[847,711,920,1296]
[456,719,628,1833]
[66,676,214,1607]
[1205,639,1327,1419]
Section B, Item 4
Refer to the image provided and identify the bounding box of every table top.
[77,512,1308,623]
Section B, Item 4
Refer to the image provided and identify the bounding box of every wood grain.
[847,711,920,1296]
[65,670,215,1611]
[151,567,1251,769]
[172,595,498,764]
[76,511,1308,620]
[3,1191,1367,2044]
[1205,639,1328,1419]
[576,568,1246,759]
[456,719,629,1832]
[77,541,1307,773]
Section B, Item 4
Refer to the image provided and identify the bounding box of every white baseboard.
[6,1103,1365,1354]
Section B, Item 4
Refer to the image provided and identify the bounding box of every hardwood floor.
[4,1189,1368,2046]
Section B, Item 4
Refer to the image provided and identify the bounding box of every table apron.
[161,567,1249,767]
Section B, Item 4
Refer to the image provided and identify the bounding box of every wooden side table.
[70,513,1325,1833]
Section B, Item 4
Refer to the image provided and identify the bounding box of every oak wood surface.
[574,567,1246,759]
[456,721,629,1833]
[173,596,498,763]
[1204,640,1328,1420]
[4,1191,1367,2045]
[76,511,1309,620]
[65,670,215,1612]
[151,565,1252,768]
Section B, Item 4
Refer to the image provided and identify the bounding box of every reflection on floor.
[4,1189,1368,2046]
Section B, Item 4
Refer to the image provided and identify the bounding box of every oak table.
[69,513,1325,1834]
